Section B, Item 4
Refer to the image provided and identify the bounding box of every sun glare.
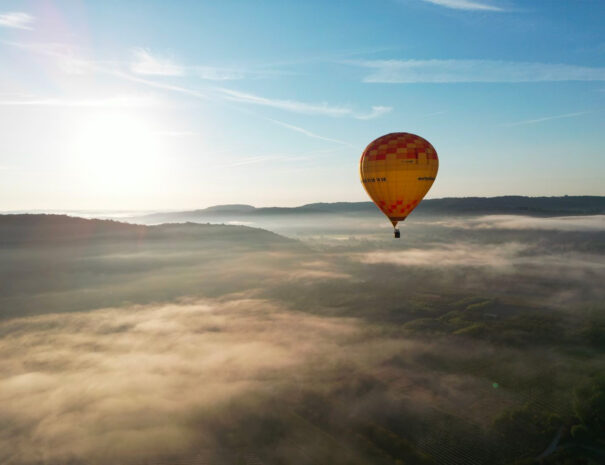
[71,112,163,194]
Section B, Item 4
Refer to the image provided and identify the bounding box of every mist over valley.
[1,197,604,464]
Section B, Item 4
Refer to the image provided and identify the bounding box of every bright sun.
[71,112,163,195]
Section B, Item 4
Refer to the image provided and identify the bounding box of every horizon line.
[1,194,604,215]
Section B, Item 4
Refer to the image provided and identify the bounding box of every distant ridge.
[0,214,291,246]
[203,204,256,213]
[131,196,605,224]
[416,196,605,216]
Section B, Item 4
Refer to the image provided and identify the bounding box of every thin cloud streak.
[2,41,101,75]
[0,95,158,108]
[354,105,393,120]
[501,111,588,127]
[352,59,605,83]
[112,69,210,99]
[196,66,248,81]
[5,41,389,127]
[264,117,353,146]
[217,88,391,119]
[5,41,208,99]
[195,66,290,81]
[215,146,344,168]
[421,0,505,11]
[4,41,358,145]
[217,88,351,116]
[0,12,34,30]
[130,48,184,76]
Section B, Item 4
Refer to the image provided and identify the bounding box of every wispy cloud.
[421,0,505,11]
[1,41,98,74]
[3,40,368,144]
[5,41,208,98]
[6,41,383,119]
[501,111,588,127]
[216,146,344,168]
[0,94,158,108]
[130,48,184,76]
[195,66,289,81]
[131,52,287,81]
[355,105,393,120]
[217,88,391,119]
[217,88,350,117]
[352,59,605,83]
[114,69,209,99]
[264,117,353,145]
[0,12,34,30]
[196,66,247,81]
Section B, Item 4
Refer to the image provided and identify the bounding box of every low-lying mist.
[1,212,604,464]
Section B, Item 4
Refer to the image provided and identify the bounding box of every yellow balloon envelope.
[360,132,438,236]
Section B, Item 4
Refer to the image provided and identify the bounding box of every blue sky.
[0,0,604,210]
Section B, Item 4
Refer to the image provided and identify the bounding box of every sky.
[0,0,604,210]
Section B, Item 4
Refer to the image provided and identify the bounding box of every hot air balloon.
[360,133,438,238]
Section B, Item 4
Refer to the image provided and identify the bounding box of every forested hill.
[414,196,605,216]
[0,214,291,246]
[133,196,605,224]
